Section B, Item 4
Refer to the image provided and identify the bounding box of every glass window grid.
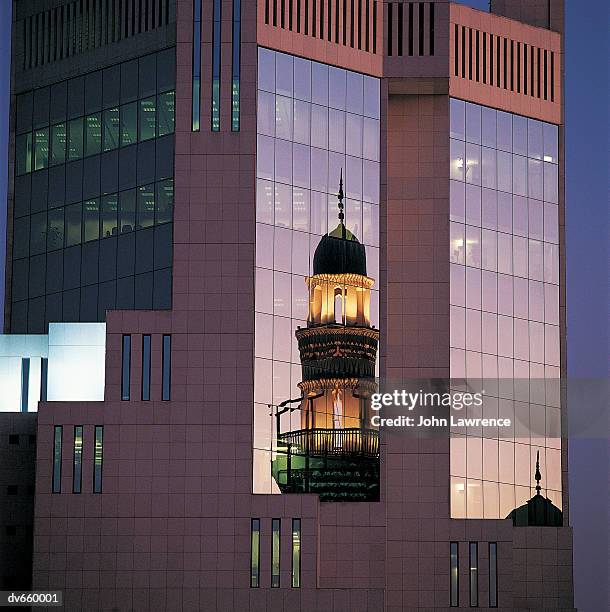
[72,425,83,493]
[449,99,561,520]
[93,425,103,493]
[254,48,381,493]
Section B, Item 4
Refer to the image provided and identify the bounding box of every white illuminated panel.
[47,323,106,402]
[0,323,106,411]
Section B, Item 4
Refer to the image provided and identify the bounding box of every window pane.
[120,189,136,233]
[469,542,478,607]
[139,97,156,141]
[156,179,174,225]
[250,519,260,587]
[103,108,120,151]
[162,335,171,401]
[65,203,82,246]
[83,199,100,242]
[137,184,155,229]
[465,102,481,144]
[34,128,49,170]
[489,543,498,607]
[450,99,465,140]
[121,102,138,146]
[47,208,64,251]
[16,133,33,175]
[157,91,175,136]
[85,113,102,156]
[101,194,119,238]
[51,124,67,165]
[73,425,83,493]
[93,426,103,493]
[121,335,131,400]
[30,212,47,255]
[142,335,151,401]
[291,519,301,588]
[271,518,280,587]
[450,139,465,181]
[52,426,62,493]
[450,542,459,606]
[68,118,84,160]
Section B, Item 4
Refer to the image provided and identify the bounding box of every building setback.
[1,0,573,610]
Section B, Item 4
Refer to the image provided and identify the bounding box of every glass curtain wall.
[253,48,381,493]
[449,99,561,519]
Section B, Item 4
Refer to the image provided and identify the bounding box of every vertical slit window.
[271,518,281,587]
[496,36,500,87]
[365,0,369,50]
[524,44,528,95]
[517,42,521,93]
[409,3,414,57]
[461,26,466,78]
[387,3,392,56]
[489,33,493,85]
[192,0,201,131]
[454,24,458,76]
[510,40,514,91]
[52,426,62,493]
[450,542,459,607]
[211,0,221,131]
[232,0,241,131]
[162,334,171,400]
[291,518,301,587]
[468,28,472,79]
[531,46,535,95]
[297,0,301,33]
[397,4,403,56]
[475,30,479,81]
[483,32,487,83]
[273,0,277,26]
[21,358,30,413]
[469,542,478,607]
[357,0,361,48]
[73,425,83,493]
[41,358,48,401]
[551,51,555,101]
[305,0,308,35]
[429,2,434,55]
[336,0,339,43]
[373,0,377,53]
[121,334,131,400]
[320,0,324,40]
[503,38,507,89]
[342,0,346,45]
[312,0,316,37]
[537,47,541,97]
[544,49,548,100]
[281,0,285,28]
[141,334,151,400]
[250,519,260,587]
[489,542,498,607]
[93,425,103,493]
[418,2,424,55]
[349,0,354,47]
[265,0,269,23]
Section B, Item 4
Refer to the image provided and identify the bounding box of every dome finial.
[337,169,346,238]
[535,450,542,495]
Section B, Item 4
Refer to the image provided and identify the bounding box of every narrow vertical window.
[211,0,222,131]
[20,358,30,413]
[524,43,528,95]
[544,49,548,100]
[468,28,472,79]
[40,358,48,401]
[397,4,403,56]
[291,518,301,587]
[409,3,414,57]
[503,38,507,89]
[52,426,62,493]
[454,24,458,76]
[93,425,103,493]
[387,3,392,56]
[469,542,478,607]
[496,35,501,87]
[372,0,377,53]
[450,542,459,607]
[250,519,260,587]
[429,2,434,55]
[510,40,514,91]
[73,425,83,493]
[489,542,498,607]
[537,47,541,97]
[162,334,171,400]
[475,30,479,81]
[142,334,151,401]
[271,518,281,587]
[192,0,202,131]
[517,42,521,93]
[550,51,555,102]
[483,32,487,84]
[231,0,241,131]
[461,26,466,78]
[418,1,424,56]
[121,334,131,401]
[489,33,493,85]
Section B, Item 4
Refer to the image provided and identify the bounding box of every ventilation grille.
[22,0,173,70]
[263,0,380,54]
[452,23,556,102]
[386,1,435,57]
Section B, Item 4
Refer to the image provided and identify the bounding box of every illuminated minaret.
[273,175,380,501]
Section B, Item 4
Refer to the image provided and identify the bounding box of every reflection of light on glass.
[456,157,464,168]
[456,482,465,491]
[543,155,553,162]
[453,239,464,247]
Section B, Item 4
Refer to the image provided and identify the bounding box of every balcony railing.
[277,427,379,459]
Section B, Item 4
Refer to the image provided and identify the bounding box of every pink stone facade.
[30,1,574,610]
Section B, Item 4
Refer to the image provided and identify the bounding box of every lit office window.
[250,519,260,587]
[291,519,301,587]
[489,542,498,607]
[67,117,83,160]
[85,113,102,156]
[93,426,103,493]
[142,335,151,401]
[16,133,32,174]
[139,97,157,141]
[450,542,459,607]
[231,0,241,131]
[162,335,171,401]
[73,425,83,493]
[121,335,131,400]
[34,128,49,170]
[102,108,119,151]
[211,0,222,131]
[271,518,281,587]
[158,92,175,136]
[192,0,202,131]
[52,426,62,493]
[470,542,478,607]
[51,123,67,164]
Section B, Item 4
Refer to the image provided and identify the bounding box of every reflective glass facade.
[449,99,561,519]
[254,48,381,493]
[11,50,176,333]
